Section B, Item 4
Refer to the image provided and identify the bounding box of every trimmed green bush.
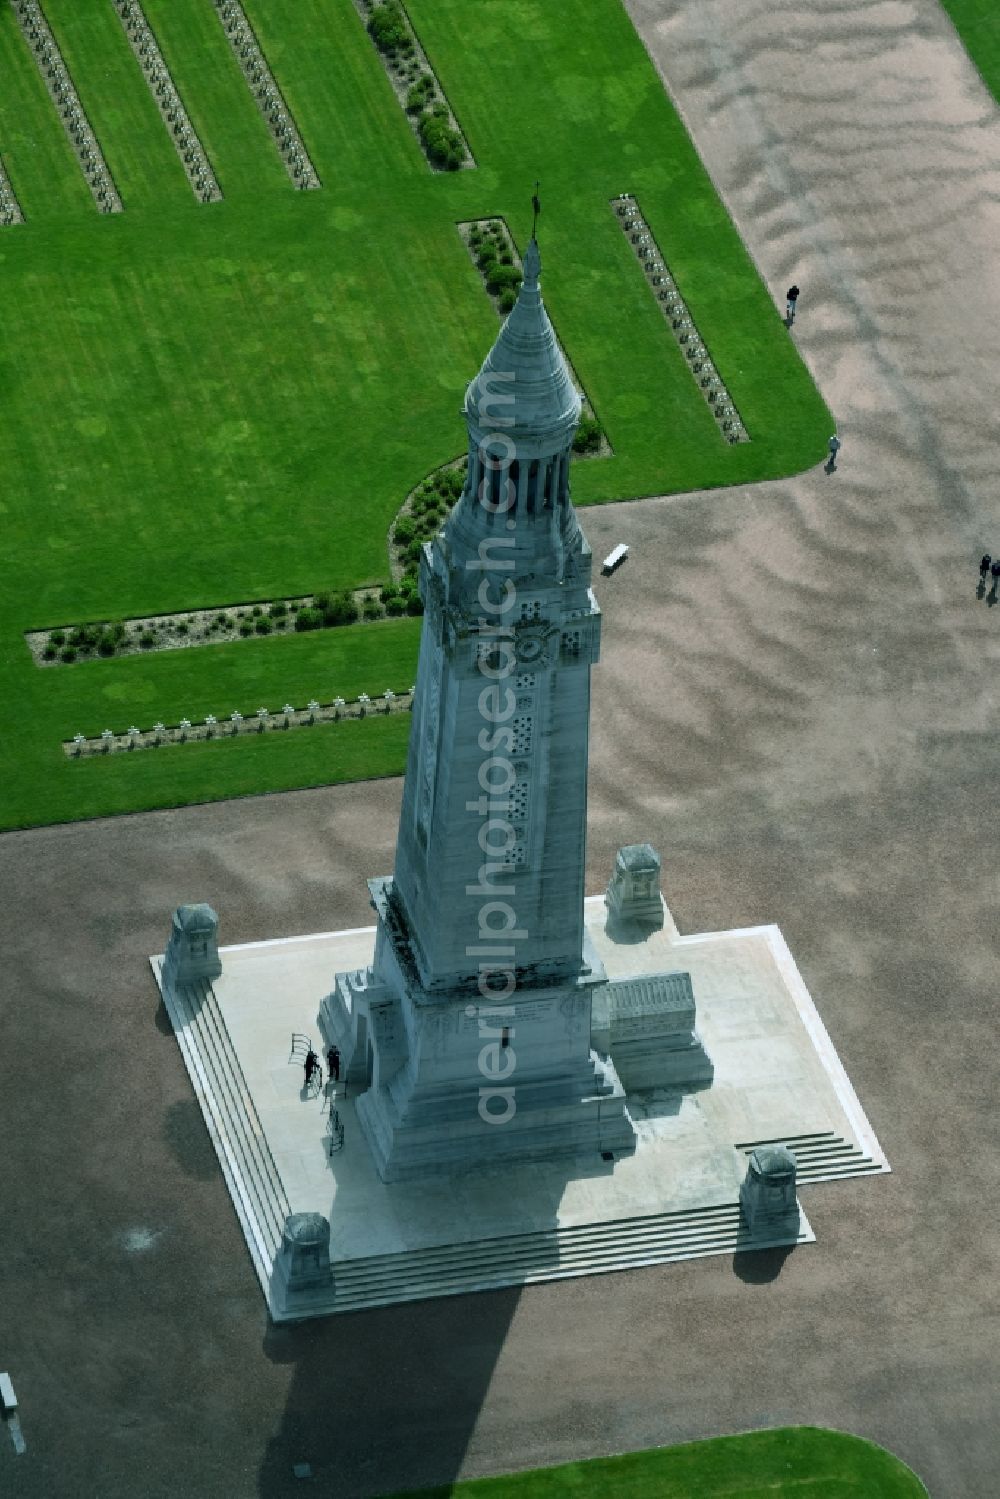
[405,74,435,114]
[177,622,189,635]
[255,616,272,635]
[313,590,331,612]
[363,599,383,620]
[405,592,425,615]
[97,636,115,657]
[498,287,517,313]
[321,591,359,627]
[418,109,466,168]
[139,631,155,649]
[216,612,228,626]
[294,607,322,632]
[43,645,57,660]
[49,629,66,647]
[393,516,416,545]
[239,620,255,637]
[60,645,77,663]
[573,416,603,454]
[367,2,409,53]
[385,595,407,616]
[251,604,262,617]
[269,600,287,618]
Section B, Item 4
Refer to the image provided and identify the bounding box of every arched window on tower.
[506,459,519,514]
[542,458,554,509]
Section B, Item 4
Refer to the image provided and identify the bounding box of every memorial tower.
[320,226,635,1180]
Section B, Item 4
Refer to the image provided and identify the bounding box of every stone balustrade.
[62,689,415,756]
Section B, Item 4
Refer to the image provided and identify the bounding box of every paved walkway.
[2,2,1000,1495]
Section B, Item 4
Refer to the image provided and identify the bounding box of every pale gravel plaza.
[3,1,1000,1496]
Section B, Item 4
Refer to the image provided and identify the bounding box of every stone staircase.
[735,1130,886,1183]
[156,966,290,1294]
[327,1199,812,1314]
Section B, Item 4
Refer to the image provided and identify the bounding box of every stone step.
[328,1210,811,1312]
[162,973,289,1284]
[334,1200,744,1282]
[188,981,288,1234]
[738,1133,882,1183]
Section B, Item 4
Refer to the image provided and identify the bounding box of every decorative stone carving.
[740,1146,800,1236]
[271,1213,334,1315]
[606,844,664,928]
[161,903,222,991]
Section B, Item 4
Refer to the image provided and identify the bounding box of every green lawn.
[384,1428,929,1498]
[0,0,832,832]
[940,1,1000,96]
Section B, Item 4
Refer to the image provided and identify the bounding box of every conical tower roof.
[463,239,581,443]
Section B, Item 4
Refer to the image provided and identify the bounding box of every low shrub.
[251,604,263,617]
[97,636,116,657]
[485,263,522,296]
[363,599,383,620]
[49,629,66,647]
[313,590,331,612]
[405,74,435,114]
[177,622,189,635]
[380,584,399,603]
[60,645,77,663]
[255,616,272,635]
[321,591,359,627]
[294,607,322,632]
[368,2,408,53]
[498,287,517,313]
[385,595,407,616]
[573,416,603,454]
[405,592,425,616]
[405,539,425,565]
[239,620,255,637]
[418,109,465,168]
[216,612,228,626]
[43,645,57,660]
[139,631,155,649]
[269,600,287,618]
[394,516,416,545]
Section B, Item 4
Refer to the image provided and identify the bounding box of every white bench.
[0,1372,17,1411]
[601,543,629,576]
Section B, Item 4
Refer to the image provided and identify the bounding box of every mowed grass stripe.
[0,9,92,219]
[43,0,188,208]
[241,0,424,186]
[143,0,287,200]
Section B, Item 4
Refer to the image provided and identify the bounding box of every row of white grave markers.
[12,0,123,214]
[212,0,321,190]
[612,193,749,444]
[112,0,222,204]
[64,690,416,756]
[0,154,25,227]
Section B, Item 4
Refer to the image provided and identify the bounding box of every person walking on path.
[990,560,1000,597]
[980,553,992,583]
[786,284,800,325]
[304,1048,320,1091]
[327,1044,341,1084]
[825,433,842,472]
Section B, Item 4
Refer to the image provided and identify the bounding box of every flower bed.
[354,0,473,172]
